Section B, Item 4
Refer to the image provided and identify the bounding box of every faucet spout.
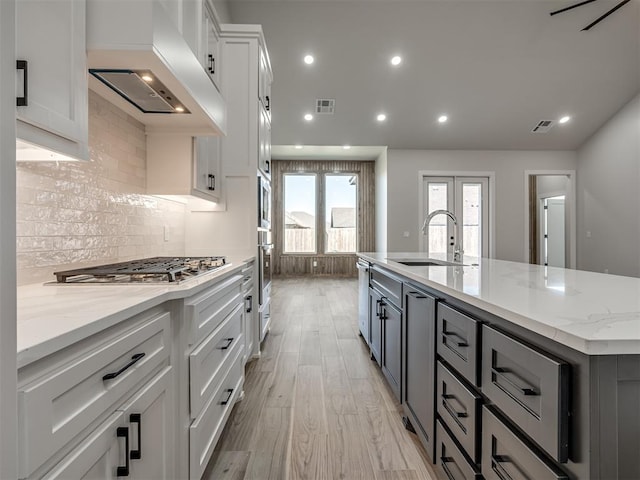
[421,209,463,261]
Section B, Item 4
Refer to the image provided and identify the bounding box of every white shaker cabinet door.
[16,0,88,160]
[118,367,175,480]
[41,412,125,480]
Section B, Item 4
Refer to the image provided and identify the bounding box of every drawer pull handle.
[491,454,514,480]
[442,394,468,418]
[407,291,427,299]
[492,367,539,396]
[116,427,130,477]
[220,338,234,350]
[440,456,460,480]
[129,414,142,460]
[220,388,234,405]
[442,330,468,347]
[246,295,253,313]
[103,353,146,381]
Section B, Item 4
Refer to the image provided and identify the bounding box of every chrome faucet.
[421,209,463,262]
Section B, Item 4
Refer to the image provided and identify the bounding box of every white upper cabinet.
[15,0,89,161]
[146,134,223,208]
[202,3,221,91]
[259,49,272,122]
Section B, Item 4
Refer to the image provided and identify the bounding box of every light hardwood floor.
[203,276,439,480]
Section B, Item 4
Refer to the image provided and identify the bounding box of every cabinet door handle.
[491,367,539,396]
[440,456,459,480]
[265,159,270,173]
[103,353,145,381]
[220,388,234,405]
[442,330,468,347]
[375,299,382,317]
[442,393,468,418]
[117,427,130,477]
[491,455,514,480]
[208,54,215,74]
[208,174,215,191]
[265,95,270,111]
[246,295,253,313]
[129,414,142,460]
[16,60,28,106]
[220,338,234,350]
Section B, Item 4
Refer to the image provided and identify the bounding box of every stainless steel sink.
[393,259,468,267]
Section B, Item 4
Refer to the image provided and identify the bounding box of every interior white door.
[544,197,565,268]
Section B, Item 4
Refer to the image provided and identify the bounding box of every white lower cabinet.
[18,263,254,480]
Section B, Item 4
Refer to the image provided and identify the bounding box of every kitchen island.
[359,252,640,480]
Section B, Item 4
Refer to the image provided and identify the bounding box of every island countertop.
[359,252,640,355]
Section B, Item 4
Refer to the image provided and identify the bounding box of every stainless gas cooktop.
[53,256,227,284]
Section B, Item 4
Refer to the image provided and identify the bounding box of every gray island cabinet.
[358,253,640,480]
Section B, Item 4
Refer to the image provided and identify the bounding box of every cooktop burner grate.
[54,256,227,284]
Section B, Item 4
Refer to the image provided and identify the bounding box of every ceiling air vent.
[316,99,335,114]
[532,120,554,133]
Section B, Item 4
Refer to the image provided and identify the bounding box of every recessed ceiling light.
[295,145,303,149]
[559,115,571,124]
[391,56,402,66]
[304,113,313,121]
[343,145,351,150]
[438,115,448,123]
[141,74,153,82]
[304,55,314,65]
[174,106,185,113]
[376,113,387,122]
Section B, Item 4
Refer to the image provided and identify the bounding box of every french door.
[421,176,490,259]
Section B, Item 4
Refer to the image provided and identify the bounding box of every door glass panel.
[325,174,357,253]
[427,183,449,255]
[284,174,316,253]
[462,183,482,259]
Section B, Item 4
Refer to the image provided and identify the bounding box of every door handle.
[208,174,216,191]
[246,295,253,313]
[116,427,130,476]
[220,338,234,350]
[220,388,234,405]
[17,60,28,106]
[129,414,142,460]
[265,95,270,111]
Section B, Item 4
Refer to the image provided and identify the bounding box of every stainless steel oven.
[258,230,272,305]
[258,173,271,230]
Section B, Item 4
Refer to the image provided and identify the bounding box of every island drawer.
[481,325,570,463]
[481,405,569,480]
[370,266,403,307]
[189,303,244,419]
[437,304,480,386]
[436,420,482,480]
[437,361,482,463]
[185,273,243,346]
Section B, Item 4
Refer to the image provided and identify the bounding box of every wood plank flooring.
[203,276,439,480]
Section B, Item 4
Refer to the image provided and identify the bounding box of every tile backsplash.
[17,91,187,285]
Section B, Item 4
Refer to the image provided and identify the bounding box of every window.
[422,176,490,258]
[283,172,358,254]
[284,174,316,253]
[325,174,357,253]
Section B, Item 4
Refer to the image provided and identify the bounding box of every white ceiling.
[229,0,640,151]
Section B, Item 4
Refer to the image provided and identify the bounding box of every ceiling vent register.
[316,99,335,114]
[532,120,554,133]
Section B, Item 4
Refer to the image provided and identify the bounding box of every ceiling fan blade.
[550,0,598,16]
[582,0,632,30]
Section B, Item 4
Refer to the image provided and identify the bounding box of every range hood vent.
[86,0,225,135]
[89,70,190,114]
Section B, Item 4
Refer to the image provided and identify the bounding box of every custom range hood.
[86,0,226,135]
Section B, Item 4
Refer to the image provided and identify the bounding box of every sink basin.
[394,259,468,267]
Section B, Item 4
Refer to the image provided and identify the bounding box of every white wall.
[577,94,640,277]
[537,175,569,198]
[213,0,232,23]
[375,148,387,252]
[385,150,577,262]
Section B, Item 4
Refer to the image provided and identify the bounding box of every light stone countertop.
[360,252,640,355]
[17,254,256,368]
